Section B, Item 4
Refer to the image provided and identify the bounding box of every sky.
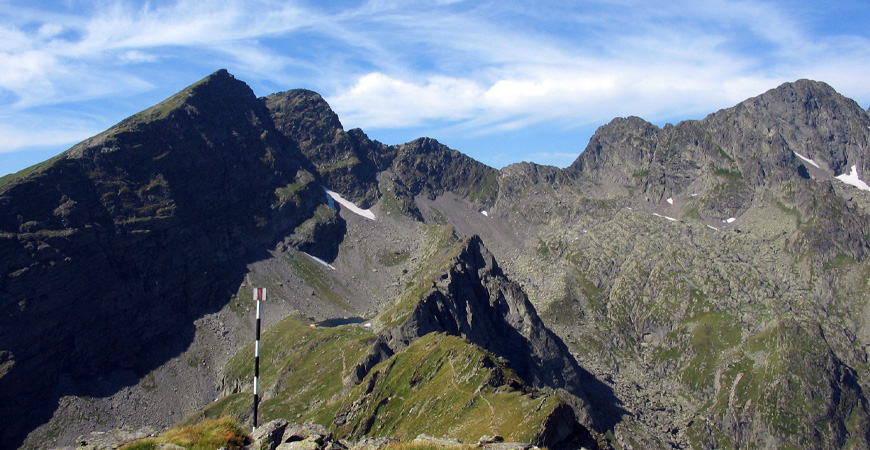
[1,0,869,176]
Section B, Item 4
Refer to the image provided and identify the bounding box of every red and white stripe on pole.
[253,287,266,431]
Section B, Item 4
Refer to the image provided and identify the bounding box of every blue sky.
[1,0,869,176]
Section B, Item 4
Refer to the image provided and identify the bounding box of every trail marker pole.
[253,287,266,432]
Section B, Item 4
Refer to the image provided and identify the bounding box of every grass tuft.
[159,417,249,450]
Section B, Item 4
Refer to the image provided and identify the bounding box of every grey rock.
[349,436,399,450]
[477,435,503,445]
[63,427,155,450]
[480,444,535,450]
[156,444,187,450]
[252,419,289,450]
[282,423,331,444]
[413,434,462,446]
[276,441,321,450]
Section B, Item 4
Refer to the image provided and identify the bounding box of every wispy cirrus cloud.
[0,0,868,173]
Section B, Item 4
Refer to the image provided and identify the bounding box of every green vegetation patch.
[220,316,375,424]
[680,311,741,391]
[718,148,735,162]
[121,417,248,450]
[320,156,361,174]
[281,250,353,311]
[377,249,411,267]
[333,332,561,443]
[824,253,857,272]
[712,168,743,180]
[0,155,63,190]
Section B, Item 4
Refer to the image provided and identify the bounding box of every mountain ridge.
[3,70,870,449]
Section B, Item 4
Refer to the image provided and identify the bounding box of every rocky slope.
[3,71,870,450]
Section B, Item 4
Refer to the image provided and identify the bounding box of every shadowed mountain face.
[0,70,327,449]
[3,71,870,450]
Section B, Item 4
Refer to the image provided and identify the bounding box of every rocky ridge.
[3,71,870,450]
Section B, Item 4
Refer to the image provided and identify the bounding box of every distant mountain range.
[2,69,870,450]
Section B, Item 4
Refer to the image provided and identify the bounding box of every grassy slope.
[332,332,562,443]
[191,320,562,444]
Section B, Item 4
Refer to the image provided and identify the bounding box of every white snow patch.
[303,252,336,270]
[481,210,489,217]
[325,187,376,220]
[707,225,719,231]
[652,212,678,222]
[792,151,820,169]
[363,322,372,328]
[723,217,736,224]
[667,197,674,205]
[691,193,699,197]
[835,165,870,191]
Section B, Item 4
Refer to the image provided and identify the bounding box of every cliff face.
[266,90,499,217]
[355,236,620,435]
[0,70,325,449]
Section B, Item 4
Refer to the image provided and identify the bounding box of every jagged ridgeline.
[2,69,870,450]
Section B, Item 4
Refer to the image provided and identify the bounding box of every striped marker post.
[253,287,266,431]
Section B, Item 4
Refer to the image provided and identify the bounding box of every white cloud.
[329,73,485,127]
[0,0,868,174]
[325,0,869,138]
[0,116,100,153]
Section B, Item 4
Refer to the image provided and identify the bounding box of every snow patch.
[835,165,870,191]
[652,213,678,222]
[691,193,699,197]
[667,197,674,205]
[481,210,489,217]
[303,252,336,270]
[792,151,820,169]
[723,217,736,224]
[325,188,376,220]
[707,225,719,231]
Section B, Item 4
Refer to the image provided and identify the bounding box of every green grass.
[682,206,702,221]
[121,417,248,450]
[463,169,499,205]
[195,323,561,445]
[823,253,856,272]
[219,316,375,424]
[680,311,741,391]
[159,417,248,450]
[713,168,743,180]
[718,148,736,162]
[120,439,158,450]
[274,178,310,206]
[320,156,361,174]
[378,250,411,267]
[332,332,561,443]
[281,250,353,311]
[0,155,62,190]
[537,239,551,258]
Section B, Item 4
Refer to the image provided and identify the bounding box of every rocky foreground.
[64,419,558,450]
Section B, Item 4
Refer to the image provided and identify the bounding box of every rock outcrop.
[355,236,620,434]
